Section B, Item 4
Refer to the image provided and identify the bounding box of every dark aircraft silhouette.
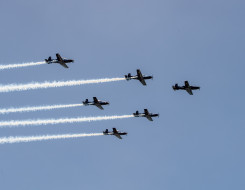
[103,128,127,139]
[125,69,153,86]
[172,81,200,95]
[45,53,74,68]
[133,109,159,121]
[83,97,109,110]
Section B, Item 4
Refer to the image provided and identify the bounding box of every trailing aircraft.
[45,53,74,68]
[103,128,127,139]
[133,109,159,121]
[83,97,109,110]
[125,69,153,86]
[172,81,200,95]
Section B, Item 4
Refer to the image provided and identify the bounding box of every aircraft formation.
[0,53,200,143]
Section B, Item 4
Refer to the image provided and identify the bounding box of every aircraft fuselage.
[133,113,159,118]
[104,132,127,136]
[127,75,152,80]
[83,101,109,106]
[47,59,74,64]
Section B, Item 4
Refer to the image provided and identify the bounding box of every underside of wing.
[137,70,146,85]
[146,116,153,121]
[60,63,69,68]
[186,89,193,95]
[140,79,147,86]
[114,134,122,139]
[95,104,104,110]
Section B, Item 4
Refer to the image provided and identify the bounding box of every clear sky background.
[0,0,244,189]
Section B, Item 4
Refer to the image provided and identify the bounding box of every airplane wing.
[56,54,68,68]
[114,134,122,139]
[146,116,153,121]
[93,97,103,109]
[144,109,153,121]
[144,109,150,115]
[186,88,193,95]
[56,54,63,62]
[137,69,146,86]
[95,104,104,110]
[185,81,190,87]
[93,97,99,103]
[59,63,69,68]
[113,128,122,139]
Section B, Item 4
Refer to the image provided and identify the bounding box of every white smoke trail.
[0,78,125,93]
[0,133,103,144]
[0,115,134,127]
[0,103,84,114]
[0,61,46,70]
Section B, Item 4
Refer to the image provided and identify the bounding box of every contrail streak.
[0,133,103,144]
[0,61,46,70]
[0,78,125,93]
[0,115,134,127]
[0,103,84,114]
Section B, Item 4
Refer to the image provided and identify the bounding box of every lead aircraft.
[103,128,127,139]
[172,81,200,95]
[125,69,153,86]
[45,53,74,68]
[83,97,109,110]
[133,109,159,121]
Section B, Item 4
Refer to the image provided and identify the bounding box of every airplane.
[125,69,153,86]
[133,109,159,121]
[83,97,109,110]
[103,128,127,139]
[45,53,74,68]
[172,81,200,95]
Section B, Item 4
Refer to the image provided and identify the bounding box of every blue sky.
[0,0,244,189]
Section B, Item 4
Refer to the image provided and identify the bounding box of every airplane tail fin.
[45,56,52,63]
[83,99,89,105]
[125,73,132,80]
[172,84,178,90]
[133,110,139,116]
[103,129,109,134]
